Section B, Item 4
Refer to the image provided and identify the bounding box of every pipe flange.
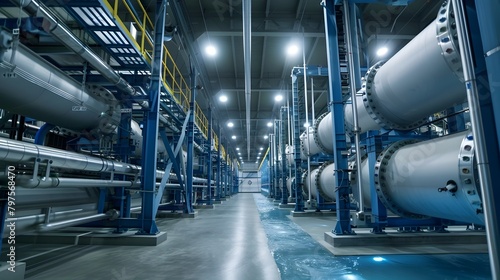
[301,170,309,198]
[349,153,368,185]
[312,112,332,154]
[458,133,483,216]
[374,139,430,219]
[436,0,464,82]
[316,161,334,202]
[362,63,428,131]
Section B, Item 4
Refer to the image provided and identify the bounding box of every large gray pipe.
[368,131,484,225]
[314,162,337,202]
[0,137,140,174]
[345,1,465,133]
[0,32,120,134]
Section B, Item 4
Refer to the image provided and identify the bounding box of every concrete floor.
[1,193,493,279]
[2,194,280,280]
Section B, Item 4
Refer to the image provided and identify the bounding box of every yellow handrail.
[103,0,209,139]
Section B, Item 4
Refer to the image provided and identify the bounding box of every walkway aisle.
[27,193,281,280]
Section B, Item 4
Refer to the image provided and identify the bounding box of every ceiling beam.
[205,31,324,37]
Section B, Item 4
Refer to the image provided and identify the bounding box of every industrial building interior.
[0,0,498,279]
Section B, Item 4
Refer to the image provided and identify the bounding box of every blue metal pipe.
[34,123,54,145]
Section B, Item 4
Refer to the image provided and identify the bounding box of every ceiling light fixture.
[260,147,264,150]
[267,122,273,127]
[236,147,240,151]
[205,45,217,57]
[264,135,269,139]
[274,94,283,102]
[231,135,236,139]
[219,95,228,103]
[227,122,234,127]
[376,47,388,57]
[286,44,299,56]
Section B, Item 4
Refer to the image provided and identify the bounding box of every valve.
[438,180,458,193]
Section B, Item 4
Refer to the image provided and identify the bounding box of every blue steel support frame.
[466,1,500,277]
[206,108,213,204]
[113,111,133,232]
[366,132,388,233]
[215,127,221,201]
[291,75,304,212]
[280,107,289,204]
[184,68,196,214]
[268,139,274,198]
[322,0,354,235]
[273,125,281,200]
[222,158,227,198]
[137,0,167,235]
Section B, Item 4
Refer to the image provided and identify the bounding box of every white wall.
[238,171,261,192]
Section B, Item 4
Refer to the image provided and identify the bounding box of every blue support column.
[223,161,227,197]
[184,69,196,214]
[322,0,353,235]
[366,133,387,233]
[114,110,132,230]
[206,108,213,204]
[273,121,281,200]
[291,75,304,212]
[268,139,274,198]
[467,1,500,277]
[228,162,232,195]
[280,107,289,204]
[215,128,221,201]
[137,0,167,235]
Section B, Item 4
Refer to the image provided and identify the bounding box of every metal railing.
[103,0,209,140]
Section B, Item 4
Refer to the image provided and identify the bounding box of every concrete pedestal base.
[15,231,167,246]
[291,210,336,217]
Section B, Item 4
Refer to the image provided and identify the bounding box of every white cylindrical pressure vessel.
[344,1,465,133]
[300,127,323,158]
[302,168,320,200]
[375,131,484,225]
[316,162,337,202]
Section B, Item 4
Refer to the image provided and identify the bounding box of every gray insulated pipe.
[345,1,465,133]
[366,131,483,225]
[0,31,120,134]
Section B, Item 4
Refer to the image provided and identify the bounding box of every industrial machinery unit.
[0,0,498,278]
[0,0,238,245]
[265,0,498,276]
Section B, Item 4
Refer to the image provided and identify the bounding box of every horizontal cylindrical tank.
[345,1,465,133]
[374,131,484,225]
[302,168,319,200]
[300,127,323,157]
[0,37,120,134]
[315,162,337,202]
